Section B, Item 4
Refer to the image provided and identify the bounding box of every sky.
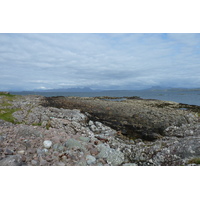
[0,33,200,91]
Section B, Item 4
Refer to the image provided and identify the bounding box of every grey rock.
[90,148,99,156]
[64,125,76,135]
[96,143,110,151]
[86,155,96,165]
[97,144,125,165]
[57,162,65,166]
[0,155,22,166]
[37,148,43,156]
[79,136,90,143]
[90,124,99,132]
[31,160,38,166]
[53,143,64,152]
[43,140,52,149]
[88,120,94,126]
[106,149,124,166]
[62,109,88,123]
[14,125,42,137]
[76,160,87,166]
[64,139,85,150]
[0,136,5,142]
[5,148,14,155]
[96,162,103,166]
[42,149,48,154]
[95,121,103,128]
[71,121,81,129]
[39,157,48,166]
[122,163,138,166]
[37,148,48,156]
[41,121,48,128]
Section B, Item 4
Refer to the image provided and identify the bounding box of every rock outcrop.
[1,94,200,166]
[42,96,199,140]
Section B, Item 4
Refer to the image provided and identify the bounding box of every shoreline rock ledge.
[1,94,200,166]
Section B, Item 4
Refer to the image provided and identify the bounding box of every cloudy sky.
[0,33,200,91]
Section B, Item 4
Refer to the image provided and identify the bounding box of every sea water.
[11,89,200,106]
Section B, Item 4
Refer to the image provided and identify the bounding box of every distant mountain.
[143,86,172,91]
[33,87,99,92]
[143,87,200,92]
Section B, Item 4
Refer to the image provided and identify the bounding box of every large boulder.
[97,144,125,165]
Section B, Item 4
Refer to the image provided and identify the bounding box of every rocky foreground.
[1,93,200,166]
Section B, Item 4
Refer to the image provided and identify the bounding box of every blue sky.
[0,33,200,91]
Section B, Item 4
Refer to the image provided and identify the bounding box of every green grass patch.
[0,93,16,98]
[0,93,17,106]
[46,120,51,130]
[0,102,12,107]
[188,158,200,165]
[0,93,19,107]
[32,122,42,126]
[0,108,20,123]
[0,93,22,123]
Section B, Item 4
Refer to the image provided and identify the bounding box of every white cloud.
[0,33,200,91]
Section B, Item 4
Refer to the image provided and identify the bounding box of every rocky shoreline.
[1,93,200,166]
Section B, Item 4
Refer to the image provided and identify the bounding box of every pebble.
[5,148,14,155]
[86,155,96,165]
[43,140,52,149]
[21,155,26,162]
[42,149,48,154]
[61,156,67,162]
[17,150,25,155]
[31,160,38,166]
[122,163,138,166]
[57,162,65,166]
[53,151,59,156]
[90,148,99,156]
[39,157,48,166]
[45,156,52,162]
[88,121,94,126]
[53,144,64,152]
[51,136,61,143]
[28,148,36,154]
[79,136,90,143]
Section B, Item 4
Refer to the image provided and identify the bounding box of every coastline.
[10,89,200,106]
[1,93,200,166]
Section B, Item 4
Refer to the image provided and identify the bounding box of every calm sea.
[11,89,200,106]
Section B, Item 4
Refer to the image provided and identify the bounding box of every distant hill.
[143,87,200,92]
[33,87,99,92]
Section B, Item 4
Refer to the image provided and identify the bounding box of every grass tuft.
[188,158,200,165]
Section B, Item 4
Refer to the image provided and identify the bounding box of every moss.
[31,122,42,126]
[0,102,12,107]
[188,158,200,165]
